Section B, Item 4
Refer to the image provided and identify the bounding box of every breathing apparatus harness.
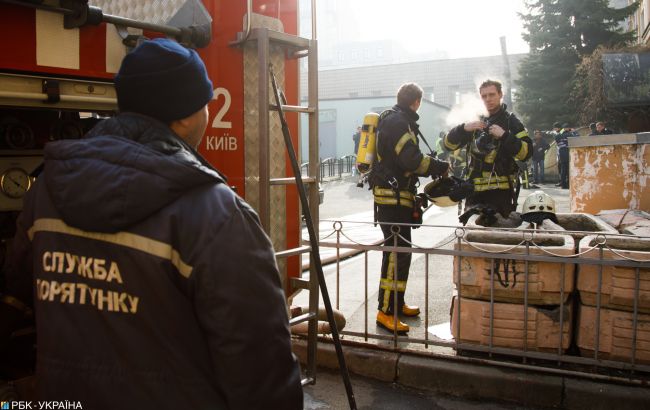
[467,105,520,209]
[366,108,437,226]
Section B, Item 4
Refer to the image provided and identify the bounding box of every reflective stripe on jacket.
[373,186,415,208]
[374,105,448,195]
[5,113,303,409]
[444,105,531,192]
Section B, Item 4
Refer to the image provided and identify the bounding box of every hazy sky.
[347,0,530,58]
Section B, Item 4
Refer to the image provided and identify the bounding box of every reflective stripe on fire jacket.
[373,186,415,208]
[472,173,517,192]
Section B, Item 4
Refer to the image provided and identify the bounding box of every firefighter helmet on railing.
[423,176,474,207]
[522,190,556,214]
[521,190,558,224]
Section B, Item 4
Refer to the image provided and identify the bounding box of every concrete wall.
[300,97,450,160]
[569,133,650,213]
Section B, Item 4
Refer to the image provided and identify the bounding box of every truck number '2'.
[211,87,232,129]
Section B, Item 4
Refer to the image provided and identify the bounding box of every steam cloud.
[445,92,487,128]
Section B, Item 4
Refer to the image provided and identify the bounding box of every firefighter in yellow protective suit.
[444,79,531,217]
[372,83,450,333]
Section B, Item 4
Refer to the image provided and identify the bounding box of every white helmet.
[522,191,556,215]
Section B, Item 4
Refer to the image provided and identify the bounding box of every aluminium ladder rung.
[290,50,310,59]
[248,28,311,50]
[301,377,315,386]
[270,104,315,113]
[270,177,316,185]
[289,311,317,326]
[290,277,310,290]
[275,245,311,259]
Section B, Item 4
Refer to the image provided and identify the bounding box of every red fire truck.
[0,0,319,394]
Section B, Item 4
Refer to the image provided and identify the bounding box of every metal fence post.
[595,241,604,363]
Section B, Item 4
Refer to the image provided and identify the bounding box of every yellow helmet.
[423,176,474,207]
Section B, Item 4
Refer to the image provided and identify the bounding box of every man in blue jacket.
[531,130,550,185]
[554,122,572,189]
[2,38,303,409]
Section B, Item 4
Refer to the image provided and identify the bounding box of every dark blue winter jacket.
[555,129,573,162]
[5,113,303,409]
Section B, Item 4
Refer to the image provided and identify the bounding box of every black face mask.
[475,121,495,154]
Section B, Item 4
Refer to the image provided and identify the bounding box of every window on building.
[319,109,337,123]
[448,85,460,106]
[423,86,434,101]
[371,90,381,96]
[371,106,391,113]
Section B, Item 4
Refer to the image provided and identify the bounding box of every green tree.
[516,0,638,130]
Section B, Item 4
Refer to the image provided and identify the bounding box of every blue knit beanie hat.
[115,38,213,123]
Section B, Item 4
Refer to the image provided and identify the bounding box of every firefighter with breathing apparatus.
[357,83,450,333]
[443,79,532,219]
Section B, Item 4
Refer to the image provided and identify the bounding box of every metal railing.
[311,220,650,384]
[302,155,356,180]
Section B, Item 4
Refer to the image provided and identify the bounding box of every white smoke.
[445,92,487,128]
[444,75,509,129]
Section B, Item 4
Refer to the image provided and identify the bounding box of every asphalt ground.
[303,367,539,410]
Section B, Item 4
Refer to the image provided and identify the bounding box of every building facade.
[303,54,527,110]
[299,53,527,160]
[301,97,449,160]
[628,0,650,44]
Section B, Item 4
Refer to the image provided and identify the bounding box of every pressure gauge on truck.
[0,155,42,211]
[1,167,32,199]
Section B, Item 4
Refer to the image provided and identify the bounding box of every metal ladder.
[267,44,356,410]
[231,2,321,388]
[232,7,357,410]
